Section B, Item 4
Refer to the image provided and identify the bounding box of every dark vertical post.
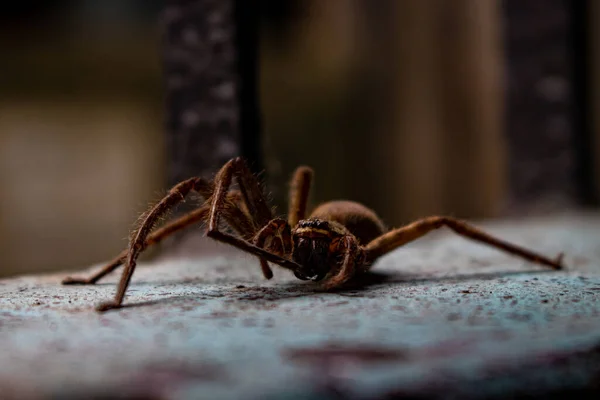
[570,0,597,206]
[161,0,262,189]
[502,0,591,212]
[234,0,263,175]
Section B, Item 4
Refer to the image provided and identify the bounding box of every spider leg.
[321,236,361,290]
[252,218,294,279]
[207,158,302,272]
[62,190,251,285]
[364,216,564,269]
[62,205,210,285]
[212,157,281,278]
[95,176,260,312]
[226,157,272,228]
[288,166,314,226]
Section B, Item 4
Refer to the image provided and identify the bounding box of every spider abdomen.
[309,200,386,245]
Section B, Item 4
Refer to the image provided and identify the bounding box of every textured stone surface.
[2,214,600,399]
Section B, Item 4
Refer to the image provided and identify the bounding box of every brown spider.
[63,157,564,312]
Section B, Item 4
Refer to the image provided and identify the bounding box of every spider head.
[291,219,346,281]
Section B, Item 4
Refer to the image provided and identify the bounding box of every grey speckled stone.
[2,213,600,399]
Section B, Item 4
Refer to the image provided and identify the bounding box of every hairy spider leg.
[62,205,211,285]
[208,157,282,279]
[252,218,295,278]
[95,176,261,312]
[206,158,292,279]
[226,158,272,229]
[207,158,302,272]
[67,163,312,290]
[248,164,313,278]
[288,166,314,227]
[320,235,362,290]
[62,186,252,285]
[191,182,274,277]
[95,178,211,311]
[363,216,564,269]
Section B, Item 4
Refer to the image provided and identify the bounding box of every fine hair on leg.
[95,175,261,311]
[62,189,252,285]
[206,158,301,271]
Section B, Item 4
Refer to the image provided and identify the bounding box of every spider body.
[291,218,357,281]
[289,201,381,281]
[62,157,564,312]
[309,200,387,244]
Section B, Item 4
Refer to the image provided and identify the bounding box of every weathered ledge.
[1,213,600,399]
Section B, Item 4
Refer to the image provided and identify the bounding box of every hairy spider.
[63,157,564,312]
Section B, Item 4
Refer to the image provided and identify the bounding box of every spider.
[62,157,564,312]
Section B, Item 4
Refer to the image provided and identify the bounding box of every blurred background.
[0,0,597,277]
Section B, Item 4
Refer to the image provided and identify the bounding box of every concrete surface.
[2,214,600,399]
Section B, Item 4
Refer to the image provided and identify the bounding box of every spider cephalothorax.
[63,157,564,312]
